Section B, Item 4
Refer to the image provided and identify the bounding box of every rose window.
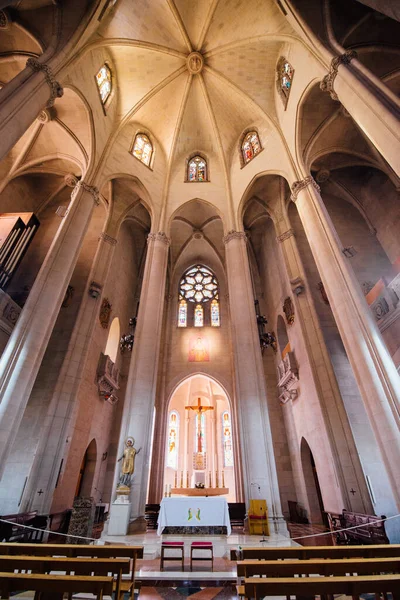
[179,265,218,303]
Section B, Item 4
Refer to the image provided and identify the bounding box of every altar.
[157,496,231,535]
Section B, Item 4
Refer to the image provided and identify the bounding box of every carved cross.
[185,397,214,453]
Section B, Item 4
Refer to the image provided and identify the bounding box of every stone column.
[19,230,117,514]
[291,176,400,539]
[0,57,63,160]
[223,231,287,534]
[0,181,99,477]
[114,232,169,530]
[320,51,400,177]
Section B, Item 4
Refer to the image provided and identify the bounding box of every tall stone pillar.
[0,57,63,160]
[19,229,117,514]
[223,231,287,534]
[0,181,99,478]
[291,176,400,540]
[320,51,400,177]
[114,232,169,530]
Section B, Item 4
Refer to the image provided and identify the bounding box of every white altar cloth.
[157,496,231,535]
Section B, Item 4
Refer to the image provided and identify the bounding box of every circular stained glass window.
[179,265,218,303]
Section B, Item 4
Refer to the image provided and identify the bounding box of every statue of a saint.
[117,437,141,488]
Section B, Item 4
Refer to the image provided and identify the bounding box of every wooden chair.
[244,573,400,600]
[248,500,269,536]
[160,541,184,571]
[0,572,113,600]
[190,541,213,571]
[228,503,246,531]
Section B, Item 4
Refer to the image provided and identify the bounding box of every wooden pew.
[0,572,113,600]
[231,543,400,561]
[244,573,400,600]
[0,555,130,599]
[326,510,389,545]
[237,556,400,578]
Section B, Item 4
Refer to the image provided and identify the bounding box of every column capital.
[320,50,358,101]
[223,230,247,245]
[72,181,100,205]
[147,232,171,246]
[290,176,320,203]
[276,229,295,243]
[26,57,63,108]
[99,232,117,246]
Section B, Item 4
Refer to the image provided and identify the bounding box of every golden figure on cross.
[185,397,214,453]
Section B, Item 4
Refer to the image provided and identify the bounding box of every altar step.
[135,568,237,587]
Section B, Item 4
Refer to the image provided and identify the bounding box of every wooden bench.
[244,573,400,600]
[326,509,389,545]
[0,555,130,599]
[237,556,400,578]
[231,543,400,561]
[0,512,47,543]
[0,571,113,599]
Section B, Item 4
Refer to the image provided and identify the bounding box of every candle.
[209,471,212,488]
[174,472,177,488]
[222,470,225,488]
[186,471,189,488]
[180,471,183,488]
[164,484,168,497]
[215,470,219,488]
[168,484,172,497]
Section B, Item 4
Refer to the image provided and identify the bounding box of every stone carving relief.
[283,296,295,325]
[223,230,247,245]
[97,352,120,405]
[277,351,299,404]
[320,50,358,101]
[99,298,112,329]
[26,58,63,108]
[276,229,294,243]
[290,176,320,202]
[372,297,390,320]
[317,281,330,305]
[147,231,171,246]
[2,301,20,326]
[62,285,74,308]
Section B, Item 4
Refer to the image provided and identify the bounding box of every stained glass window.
[96,64,112,105]
[167,411,179,469]
[178,299,187,327]
[179,265,218,303]
[241,131,262,165]
[132,133,153,166]
[195,412,206,453]
[211,299,220,327]
[277,57,294,109]
[194,304,203,327]
[222,411,233,467]
[187,156,207,182]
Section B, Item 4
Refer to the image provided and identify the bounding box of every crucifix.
[185,397,214,453]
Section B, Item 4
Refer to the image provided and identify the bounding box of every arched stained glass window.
[178,299,187,327]
[241,131,262,165]
[222,411,233,467]
[96,64,112,105]
[194,304,203,327]
[167,411,179,469]
[132,133,153,166]
[180,265,218,303]
[211,299,220,327]
[187,155,207,182]
[277,57,294,109]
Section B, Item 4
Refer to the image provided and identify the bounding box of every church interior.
[0,0,399,597]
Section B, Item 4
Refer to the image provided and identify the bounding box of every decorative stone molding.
[147,231,171,246]
[277,351,299,404]
[99,297,112,329]
[26,57,63,108]
[320,50,358,101]
[64,173,79,188]
[276,229,294,243]
[72,181,100,205]
[0,10,10,29]
[89,281,102,299]
[0,290,21,335]
[187,52,204,74]
[290,277,305,296]
[315,169,330,183]
[99,232,117,246]
[283,296,295,325]
[37,108,56,124]
[97,352,120,405]
[290,176,320,202]
[223,230,247,245]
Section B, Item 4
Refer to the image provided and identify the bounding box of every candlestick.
[164,484,168,497]
[186,471,189,488]
[209,471,212,488]
[168,484,172,497]
[174,472,177,488]
[215,470,219,488]
[180,471,183,488]
[222,470,225,488]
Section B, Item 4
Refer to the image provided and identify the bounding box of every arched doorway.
[164,375,236,501]
[75,439,97,498]
[300,437,324,524]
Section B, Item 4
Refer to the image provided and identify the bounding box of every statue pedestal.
[108,501,131,535]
